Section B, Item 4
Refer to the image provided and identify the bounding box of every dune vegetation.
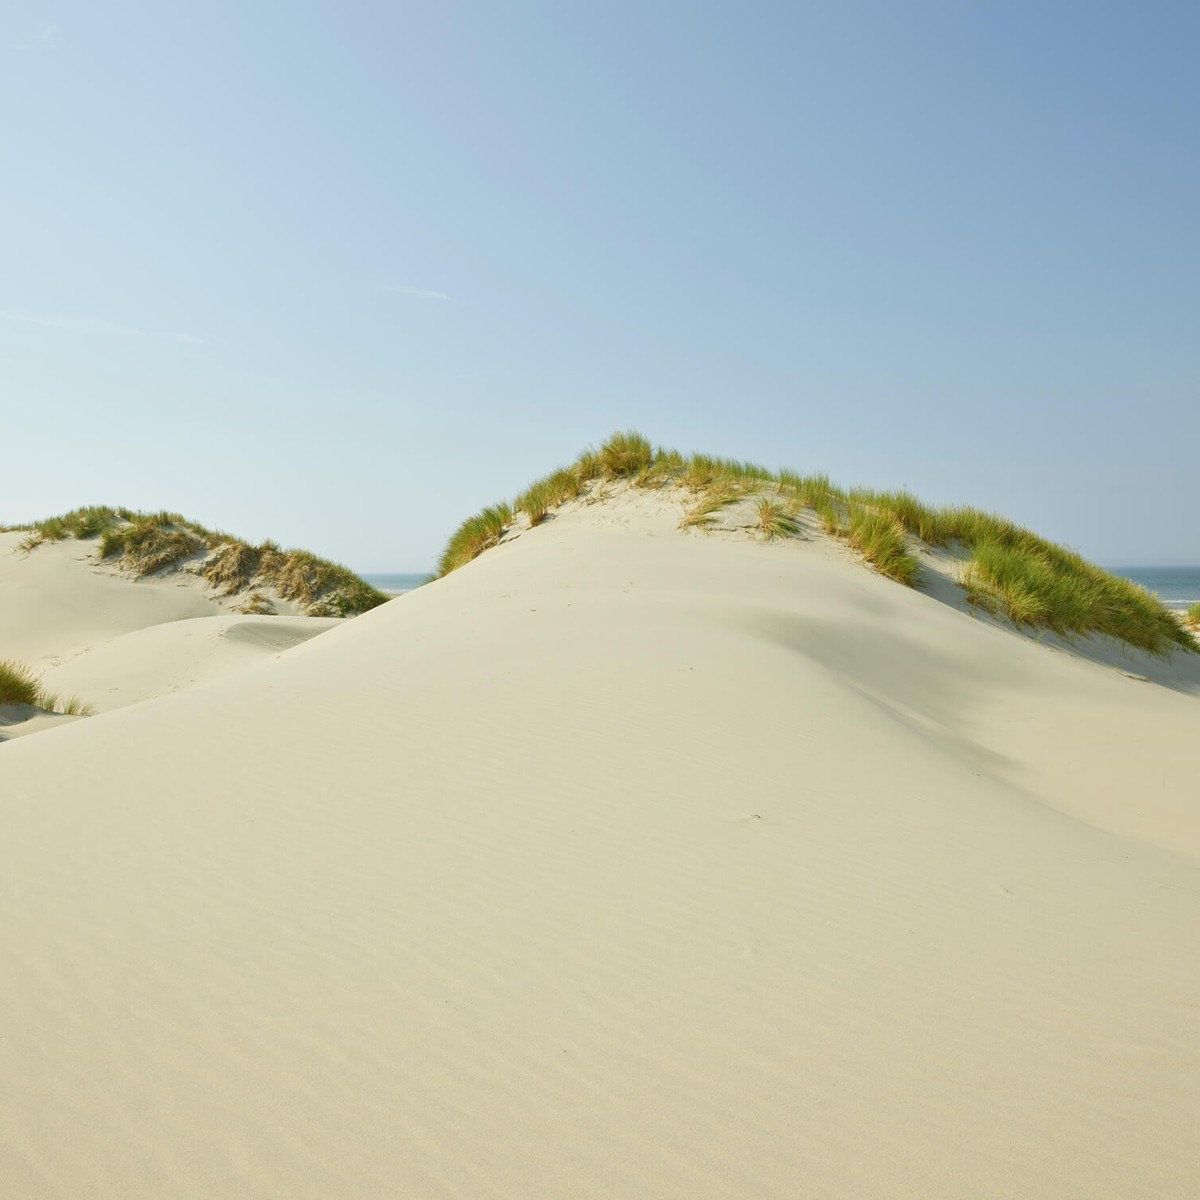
[1186,602,1200,628]
[5,506,386,617]
[438,431,1193,656]
[0,660,90,716]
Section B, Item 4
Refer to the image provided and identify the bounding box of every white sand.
[1,488,1198,1197]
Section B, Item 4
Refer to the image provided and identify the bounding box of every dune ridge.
[1,479,1198,1197]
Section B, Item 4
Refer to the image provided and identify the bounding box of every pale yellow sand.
[0,532,336,738]
[1,489,1198,1198]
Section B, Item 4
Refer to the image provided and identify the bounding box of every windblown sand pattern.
[2,490,1198,1197]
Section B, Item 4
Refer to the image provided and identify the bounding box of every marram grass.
[755,498,801,541]
[1186,601,1200,628]
[9,507,386,617]
[434,431,1193,657]
[0,660,91,716]
[846,508,919,586]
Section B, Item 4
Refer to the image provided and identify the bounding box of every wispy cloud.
[12,23,59,51]
[381,284,451,301]
[0,310,206,346]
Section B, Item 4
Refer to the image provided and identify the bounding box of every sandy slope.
[0,531,225,667]
[1,489,1198,1198]
[0,532,336,738]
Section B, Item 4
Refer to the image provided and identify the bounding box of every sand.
[0,531,336,739]
[1,487,1198,1197]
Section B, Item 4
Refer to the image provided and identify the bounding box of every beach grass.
[846,507,921,585]
[10,507,387,617]
[516,468,583,526]
[755,498,801,541]
[438,503,515,576]
[0,660,91,716]
[434,430,1193,656]
[680,484,744,529]
[1185,601,1200,627]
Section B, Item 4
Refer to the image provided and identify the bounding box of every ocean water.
[363,572,432,595]
[362,569,1200,608]
[1108,567,1200,611]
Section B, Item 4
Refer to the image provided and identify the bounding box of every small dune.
[0,514,384,739]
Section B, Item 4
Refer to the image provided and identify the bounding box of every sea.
[363,572,432,596]
[363,569,1200,609]
[1107,567,1200,612]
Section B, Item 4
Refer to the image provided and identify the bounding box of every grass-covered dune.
[440,431,1194,657]
[4,506,387,617]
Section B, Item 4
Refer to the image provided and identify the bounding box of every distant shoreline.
[362,568,1200,608]
[362,572,433,597]
[1107,566,1200,611]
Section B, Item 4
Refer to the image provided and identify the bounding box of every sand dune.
[0,531,340,739]
[1,487,1198,1197]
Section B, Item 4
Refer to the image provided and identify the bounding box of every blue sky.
[3,2,1197,570]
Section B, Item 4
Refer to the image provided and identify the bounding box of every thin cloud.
[381,284,451,301]
[12,23,59,50]
[0,310,207,346]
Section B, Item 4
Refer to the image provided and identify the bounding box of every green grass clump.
[11,505,132,551]
[962,540,1190,652]
[1186,602,1200,627]
[849,489,949,546]
[438,503,515,576]
[846,507,920,586]
[599,430,655,477]
[0,660,90,715]
[515,468,583,526]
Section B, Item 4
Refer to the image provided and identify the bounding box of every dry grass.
[755,498,801,541]
[235,591,276,615]
[11,507,386,617]
[679,484,744,529]
[0,660,91,716]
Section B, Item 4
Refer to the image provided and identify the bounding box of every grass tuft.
[598,430,655,477]
[679,483,746,529]
[755,498,801,541]
[0,660,91,715]
[515,467,583,526]
[438,503,515,576]
[1186,601,1200,628]
[846,507,920,586]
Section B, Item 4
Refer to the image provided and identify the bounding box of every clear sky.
[3,2,1197,570]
